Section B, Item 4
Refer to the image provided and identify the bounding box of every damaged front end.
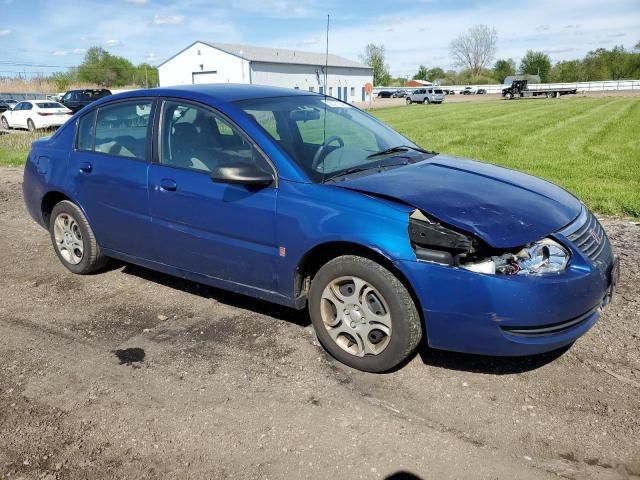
[408,210,570,276]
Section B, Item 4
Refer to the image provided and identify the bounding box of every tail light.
[38,112,53,116]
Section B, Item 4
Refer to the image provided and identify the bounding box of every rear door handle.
[159,178,177,191]
[79,161,92,173]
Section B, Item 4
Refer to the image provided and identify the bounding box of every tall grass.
[374,97,640,217]
[0,77,138,94]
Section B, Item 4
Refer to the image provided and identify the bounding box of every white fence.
[374,79,640,95]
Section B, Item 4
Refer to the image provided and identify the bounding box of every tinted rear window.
[434,89,443,94]
[36,102,64,109]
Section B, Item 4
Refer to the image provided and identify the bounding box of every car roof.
[101,84,315,104]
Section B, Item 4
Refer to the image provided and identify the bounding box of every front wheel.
[309,255,422,372]
[1,116,9,129]
[49,200,108,274]
[504,92,513,100]
[406,98,412,105]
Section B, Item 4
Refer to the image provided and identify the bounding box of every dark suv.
[61,89,112,113]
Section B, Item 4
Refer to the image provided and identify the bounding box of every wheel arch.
[41,190,72,228]
[294,241,424,317]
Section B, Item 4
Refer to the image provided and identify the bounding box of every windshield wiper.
[366,145,431,159]
[324,161,409,183]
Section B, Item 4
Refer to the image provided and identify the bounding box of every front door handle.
[159,178,177,191]
[79,161,92,173]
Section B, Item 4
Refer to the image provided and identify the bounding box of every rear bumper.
[37,117,70,129]
[395,250,615,356]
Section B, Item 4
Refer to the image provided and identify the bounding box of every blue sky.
[1,0,638,78]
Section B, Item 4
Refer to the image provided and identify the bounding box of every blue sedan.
[22,85,619,372]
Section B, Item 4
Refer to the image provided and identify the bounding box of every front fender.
[275,179,415,299]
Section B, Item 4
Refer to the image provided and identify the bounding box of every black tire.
[424,98,430,104]
[1,116,8,129]
[27,119,36,132]
[406,98,412,105]
[309,255,422,373]
[49,200,108,274]
[504,92,513,100]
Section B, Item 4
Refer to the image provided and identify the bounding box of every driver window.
[160,101,268,174]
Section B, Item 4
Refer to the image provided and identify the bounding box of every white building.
[158,41,374,103]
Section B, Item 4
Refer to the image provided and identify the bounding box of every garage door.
[192,71,218,85]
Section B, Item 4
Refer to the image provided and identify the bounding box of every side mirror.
[211,163,274,187]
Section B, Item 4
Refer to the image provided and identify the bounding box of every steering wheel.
[311,135,345,171]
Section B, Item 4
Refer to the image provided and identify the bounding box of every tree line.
[361,26,640,86]
[49,47,159,91]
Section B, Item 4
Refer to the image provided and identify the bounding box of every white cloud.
[105,39,121,46]
[52,50,68,56]
[0,29,11,36]
[126,0,149,4]
[152,14,184,25]
[73,48,87,54]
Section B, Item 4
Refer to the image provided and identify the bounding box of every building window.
[328,87,333,96]
[350,87,355,97]
[197,49,201,55]
[309,86,315,92]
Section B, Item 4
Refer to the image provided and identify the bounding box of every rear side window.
[94,100,152,160]
[76,110,96,151]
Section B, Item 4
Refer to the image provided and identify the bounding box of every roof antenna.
[322,13,329,183]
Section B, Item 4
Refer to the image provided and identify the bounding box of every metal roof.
[158,41,372,70]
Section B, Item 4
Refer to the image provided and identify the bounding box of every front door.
[148,100,279,291]
[11,102,28,128]
[68,99,154,259]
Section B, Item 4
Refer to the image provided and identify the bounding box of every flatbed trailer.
[502,80,577,100]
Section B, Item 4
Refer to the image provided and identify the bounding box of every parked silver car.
[406,88,445,105]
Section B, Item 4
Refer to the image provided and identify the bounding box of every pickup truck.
[406,88,445,105]
[61,89,112,113]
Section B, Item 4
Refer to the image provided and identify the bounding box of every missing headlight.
[409,210,475,265]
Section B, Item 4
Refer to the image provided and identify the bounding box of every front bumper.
[395,244,616,356]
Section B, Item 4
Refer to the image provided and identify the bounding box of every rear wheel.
[424,98,430,104]
[49,200,108,274]
[309,255,422,372]
[406,98,412,105]
[1,116,8,129]
[27,119,36,132]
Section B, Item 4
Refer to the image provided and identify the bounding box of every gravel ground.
[0,167,638,480]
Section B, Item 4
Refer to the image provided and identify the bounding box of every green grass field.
[0,131,44,167]
[1,96,638,216]
[373,97,640,217]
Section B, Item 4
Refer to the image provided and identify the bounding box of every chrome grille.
[559,208,612,264]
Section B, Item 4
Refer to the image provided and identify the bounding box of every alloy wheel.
[319,276,392,357]
[53,212,84,265]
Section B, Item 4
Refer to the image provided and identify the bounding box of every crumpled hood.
[334,155,582,248]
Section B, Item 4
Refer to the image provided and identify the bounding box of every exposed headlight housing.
[462,238,570,275]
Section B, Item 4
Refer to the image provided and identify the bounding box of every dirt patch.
[0,167,638,479]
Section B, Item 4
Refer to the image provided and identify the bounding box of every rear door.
[148,99,279,291]
[68,98,155,259]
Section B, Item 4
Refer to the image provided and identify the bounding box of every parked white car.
[1,100,72,131]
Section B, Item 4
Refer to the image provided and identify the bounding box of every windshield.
[236,95,425,183]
